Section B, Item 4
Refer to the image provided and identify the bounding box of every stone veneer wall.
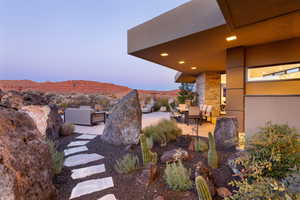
[196,72,221,117]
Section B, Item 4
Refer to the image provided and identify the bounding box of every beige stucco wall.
[245,96,300,136]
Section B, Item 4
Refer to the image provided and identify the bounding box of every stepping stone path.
[63,134,117,200]
[64,146,88,156]
[71,164,106,179]
[98,194,117,200]
[64,153,104,167]
[68,140,90,147]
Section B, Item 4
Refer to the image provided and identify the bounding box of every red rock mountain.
[0,80,179,98]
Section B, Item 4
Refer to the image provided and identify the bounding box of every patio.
[74,112,214,137]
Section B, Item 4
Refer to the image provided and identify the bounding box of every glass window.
[247,63,300,82]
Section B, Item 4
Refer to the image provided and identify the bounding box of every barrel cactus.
[196,176,213,200]
[208,132,218,169]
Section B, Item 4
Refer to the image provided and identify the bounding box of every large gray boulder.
[213,116,239,150]
[101,90,142,145]
[0,107,57,200]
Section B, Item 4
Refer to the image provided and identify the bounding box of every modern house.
[128,0,300,135]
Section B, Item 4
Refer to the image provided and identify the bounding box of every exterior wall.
[245,96,300,135]
[226,47,245,132]
[196,72,221,117]
[243,38,300,135]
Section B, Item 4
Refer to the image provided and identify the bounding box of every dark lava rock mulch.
[55,134,238,200]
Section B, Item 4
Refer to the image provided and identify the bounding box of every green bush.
[164,161,192,191]
[47,140,64,175]
[114,154,140,174]
[143,119,182,146]
[226,123,300,200]
[194,138,208,152]
[242,122,300,179]
[226,177,288,200]
[60,123,75,136]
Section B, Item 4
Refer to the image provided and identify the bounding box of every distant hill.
[0,80,179,98]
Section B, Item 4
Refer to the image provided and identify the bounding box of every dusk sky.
[0,0,189,90]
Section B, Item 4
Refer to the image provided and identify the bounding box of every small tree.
[177,83,196,104]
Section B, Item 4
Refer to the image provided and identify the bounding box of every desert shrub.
[227,177,288,200]
[152,98,170,112]
[226,123,300,200]
[240,122,300,179]
[164,161,192,191]
[143,119,182,146]
[114,154,140,174]
[47,140,64,174]
[60,123,75,136]
[194,138,208,152]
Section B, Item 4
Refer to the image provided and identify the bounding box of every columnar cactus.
[140,134,157,165]
[196,176,213,200]
[208,132,218,169]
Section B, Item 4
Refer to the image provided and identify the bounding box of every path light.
[178,61,185,64]
[160,53,168,57]
[226,35,237,41]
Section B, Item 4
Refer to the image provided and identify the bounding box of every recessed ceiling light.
[178,61,185,64]
[191,67,197,70]
[226,35,237,41]
[160,53,168,57]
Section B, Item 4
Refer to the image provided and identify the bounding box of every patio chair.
[169,105,182,121]
[186,106,202,136]
[186,106,202,126]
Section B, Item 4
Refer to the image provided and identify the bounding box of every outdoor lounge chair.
[64,107,106,126]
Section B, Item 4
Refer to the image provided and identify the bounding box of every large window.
[247,63,300,82]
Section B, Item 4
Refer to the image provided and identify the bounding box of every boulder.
[212,166,233,188]
[102,90,142,145]
[136,163,158,186]
[160,148,189,163]
[21,105,63,139]
[217,187,232,198]
[214,116,239,150]
[0,91,24,109]
[0,107,57,200]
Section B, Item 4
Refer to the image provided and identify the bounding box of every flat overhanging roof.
[175,72,196,83]
[128,0,300,75]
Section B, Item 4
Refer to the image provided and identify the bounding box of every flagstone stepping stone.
[64,153,104,167]
[64,146,88,157]
[76,134,98,140]
[71,164,106,179]
[70,177,114,199]
[98,194,117,200]
[67,140,90,147]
